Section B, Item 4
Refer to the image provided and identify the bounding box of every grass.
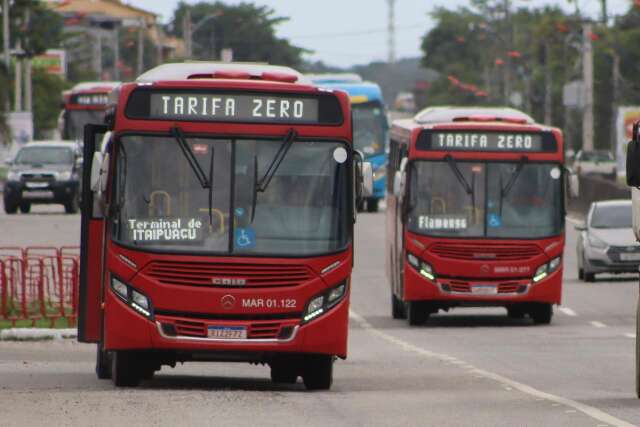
[0,314,76,330]
[0,165,6,182]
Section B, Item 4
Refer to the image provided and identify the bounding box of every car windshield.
[15,146,73,165]
[591,204,632,229]
[63,110,105,141]
[580,151,613,162]
[352,101,387,157]
[111,135,350,256]
[407,161,563,239]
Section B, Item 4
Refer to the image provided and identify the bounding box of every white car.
[573,150,616,179]
[576,200,640,281]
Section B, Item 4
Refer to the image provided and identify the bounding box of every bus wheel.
[302,355,333,390]
[95,343,112,380]
[366,198,379,212]
[406,301,428,326]
[111,351,141,387]
[19,202,31,214]
[270,362,298,384]
[530,303,553,325]
[391,292,406,319]
[507,307,525,319]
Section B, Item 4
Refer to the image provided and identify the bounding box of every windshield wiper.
[256,129,297,192]
[499,156,527,216]
[207,147,215,226]
[251,155,258,223]
[171,127,210,189]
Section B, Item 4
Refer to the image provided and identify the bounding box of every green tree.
[32,68,66,139]
[168,2,306,67]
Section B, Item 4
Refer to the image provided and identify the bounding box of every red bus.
[78,62,370,390]
[59,81,121,141]
[386,107,567,325]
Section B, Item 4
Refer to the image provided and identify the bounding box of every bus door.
[391,143,408,295]
[78,124,109,343]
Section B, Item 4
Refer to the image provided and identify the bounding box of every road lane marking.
[625,333,636,339]
[590,321,607,328]
[350,310,636,427]
[559,307,578,317]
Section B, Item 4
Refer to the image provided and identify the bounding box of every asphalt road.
[1,202,640,427]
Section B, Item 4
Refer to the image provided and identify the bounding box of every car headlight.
[6,171,19,181]
[302,281,347,324]
[407,253,435,281]
[533,257,561,283]
[56,171,73,181]
[588,234,607,249]
[111,276,153,319]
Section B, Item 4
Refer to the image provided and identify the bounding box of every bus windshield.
[111,135,350,256]
[353,101,387,157]
[63,110,105,141]
[407,161,563,239]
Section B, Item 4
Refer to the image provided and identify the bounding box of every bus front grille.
[143,261,314,288]
[430,243,541,261]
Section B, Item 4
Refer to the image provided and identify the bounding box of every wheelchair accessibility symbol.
[488,213,502,228]
[235,227,256,249]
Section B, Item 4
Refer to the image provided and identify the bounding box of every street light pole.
[2,0,9,69]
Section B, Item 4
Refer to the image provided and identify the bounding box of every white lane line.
[590,321,607,328]
[625,333,636,339]
[350,310,636,427]
[559,307,578,317]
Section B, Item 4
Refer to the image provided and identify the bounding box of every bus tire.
[406,301,428,326]
[530,303,553,325]
[111,351,141,387]
[507,307,525,319]
[366,198,379,212]
[302,355,333,390]
[391,292,406,319]
[95,343,112,380]
[19,202,31,213]
[270,362,298,384]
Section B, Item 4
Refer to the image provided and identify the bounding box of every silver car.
[576,200,640,282]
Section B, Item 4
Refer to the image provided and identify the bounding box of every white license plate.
[25,182,49,189]
[472,285,498,295]
[22,190,54,199]
[207,326,247,339]
[620,253,640,261]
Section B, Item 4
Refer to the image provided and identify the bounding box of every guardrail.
[568,175,630,217]
[0,246,79,327]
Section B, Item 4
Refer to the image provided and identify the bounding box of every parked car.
[576,200,640,281]
[3,141,82,214]
[573,150,616,180]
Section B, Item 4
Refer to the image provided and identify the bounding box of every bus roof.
[307,73,363,84]
[414,106,535,125]
[137,62,312,85]
[70,81,121,93]
[311,80,384,104]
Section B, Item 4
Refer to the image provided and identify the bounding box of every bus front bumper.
[103,289,349,359]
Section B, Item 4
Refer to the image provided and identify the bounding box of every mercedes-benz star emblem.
[481,264,491,273]
[221,294,236,310]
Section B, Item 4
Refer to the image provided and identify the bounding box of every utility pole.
[137,18,144,76]
[14,39,21,111]
[544,42,552,125]
[24,7,31,113]
[387,0,396,64]
[582,21,594,151]
[503,0,512,104]
[610,50,620,153]
[113,25,120,80]
[2,0,9,70]
[600,0,608,25]
[183,9,192,59]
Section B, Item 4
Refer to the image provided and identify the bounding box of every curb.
[0,328,77,341]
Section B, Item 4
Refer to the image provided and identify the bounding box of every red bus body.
[78,64,354,389]
[386,108,565,325]
[60,81,120,140]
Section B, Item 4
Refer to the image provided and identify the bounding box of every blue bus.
[309,75,388,212]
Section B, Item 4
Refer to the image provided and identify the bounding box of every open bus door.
[78,124,109,343]
[625,120,640,398]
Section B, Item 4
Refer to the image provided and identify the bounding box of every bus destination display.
[421,131,545,152]
[71,94,110,106]
[149,93,320,123]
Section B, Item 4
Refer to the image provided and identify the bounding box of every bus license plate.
[472,285,497,295]
[620,253,640,261]
[207,326,247,339]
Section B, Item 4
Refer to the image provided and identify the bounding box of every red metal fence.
[0,246,80,327]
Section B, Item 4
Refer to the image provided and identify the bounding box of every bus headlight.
[111,276,153,319]
[302,281,348,324]
[533,257,561,283]
[407,253,436,281]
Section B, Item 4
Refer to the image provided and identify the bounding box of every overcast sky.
[127,0,633,67]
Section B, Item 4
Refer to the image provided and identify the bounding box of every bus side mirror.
[361,161,373,198]
[393,171,405,198]
[90,152,109,193]
[627,121,640,187]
